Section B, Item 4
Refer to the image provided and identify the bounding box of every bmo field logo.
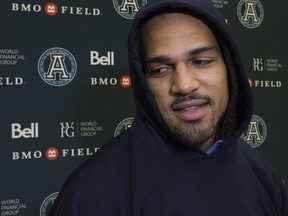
[241,115,267,148]
[45,3,58,16]
[38,47,77,86]
[237,0,264,29]
[113,0,148,19]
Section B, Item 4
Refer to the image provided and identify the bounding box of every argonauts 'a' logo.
[38,47,77,86]
[237,0,264,29]
[241,115,267,148]
[113,0,148,19]
[40,192,59,216]
[114,117,134,137]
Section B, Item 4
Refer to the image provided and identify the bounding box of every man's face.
[142,13,229,150]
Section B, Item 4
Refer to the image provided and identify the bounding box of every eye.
[192,59,213,67]
[146,65,171,77]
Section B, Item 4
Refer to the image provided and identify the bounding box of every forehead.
[141,12,218,57]
[142,12,213,35]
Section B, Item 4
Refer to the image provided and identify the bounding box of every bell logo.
[46,147,59,160]
[11,123,39,139]
[45,3,58,16]
[90,51,114,66]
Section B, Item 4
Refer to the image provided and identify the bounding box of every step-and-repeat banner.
[0,0,287,215]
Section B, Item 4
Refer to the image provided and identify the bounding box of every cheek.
[202,69,229,109]
[147,77,167,96]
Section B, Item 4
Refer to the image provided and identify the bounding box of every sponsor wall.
[0,0,287,215]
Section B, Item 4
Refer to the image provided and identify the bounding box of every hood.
[128,0,253,146]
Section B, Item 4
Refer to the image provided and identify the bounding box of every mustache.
[171,92,212,107]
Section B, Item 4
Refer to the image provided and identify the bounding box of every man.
[48,0,287,215]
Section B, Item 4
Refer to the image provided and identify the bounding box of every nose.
[170,64,200,95]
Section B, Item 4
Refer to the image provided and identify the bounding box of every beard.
[164,92,223,149]
[167,114,218,148]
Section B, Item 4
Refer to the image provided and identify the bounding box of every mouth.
[171,99,210,121]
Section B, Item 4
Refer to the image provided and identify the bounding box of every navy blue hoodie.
[48,0,288,215]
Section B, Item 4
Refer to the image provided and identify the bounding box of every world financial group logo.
[60,121,104,138]
[253,58,283,72]
[38,47,77,86]
[211,0,229,9]
[113,0,148,19]
[237,0,264,29]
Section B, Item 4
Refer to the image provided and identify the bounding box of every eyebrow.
[145,45,219,64]
[188,45,219,56]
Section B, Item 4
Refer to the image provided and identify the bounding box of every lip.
[172,99,209,121]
